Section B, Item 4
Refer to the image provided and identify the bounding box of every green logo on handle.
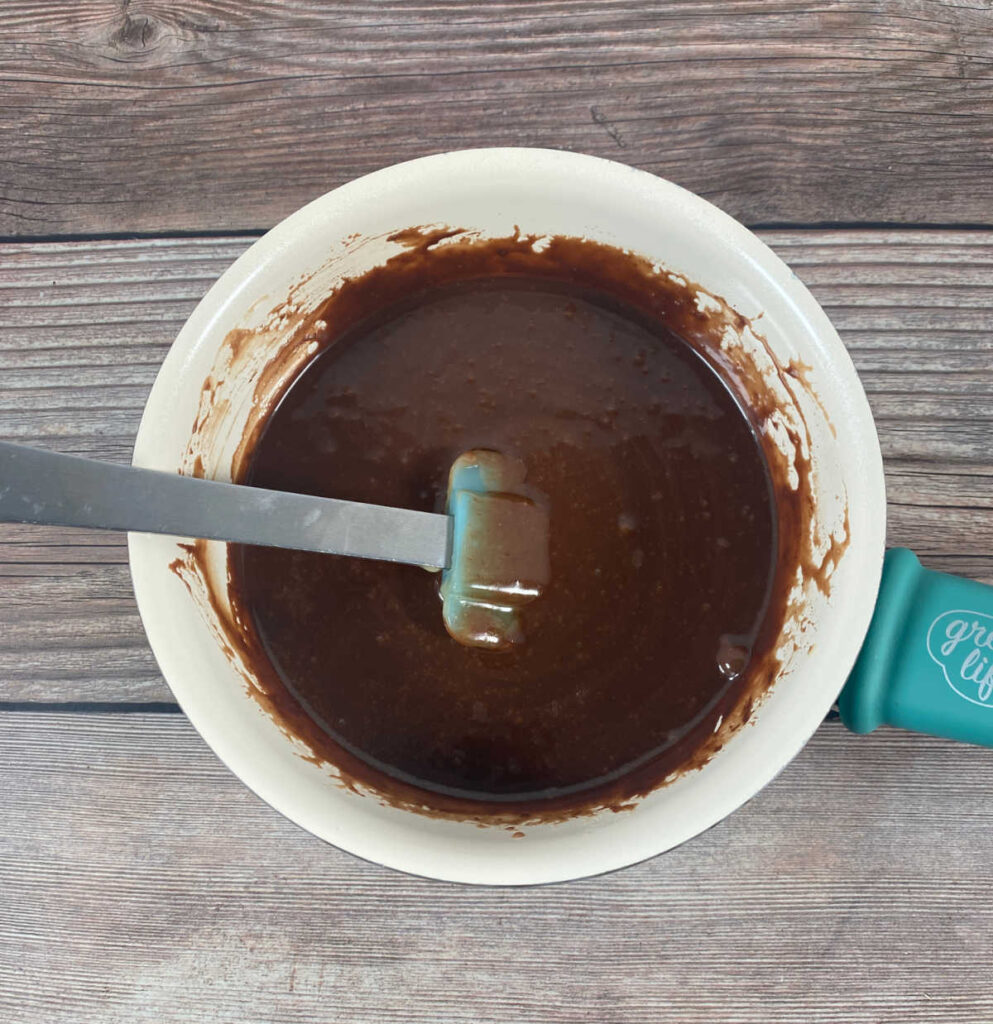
[927,610,993,707]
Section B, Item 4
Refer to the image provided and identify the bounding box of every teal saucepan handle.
[840,548,993,744]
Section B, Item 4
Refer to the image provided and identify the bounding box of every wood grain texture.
[2,1,993,234]
[0,238,248,700]
[2,711,992,1023]
[1,230,991,701]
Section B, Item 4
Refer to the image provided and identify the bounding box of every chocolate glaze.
[208,230,813,822]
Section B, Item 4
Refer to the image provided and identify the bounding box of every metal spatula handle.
[0,441,451,568]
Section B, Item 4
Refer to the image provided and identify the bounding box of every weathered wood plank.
[0,231,990,701]
[1,1,992,234]
[1,712,991,1023]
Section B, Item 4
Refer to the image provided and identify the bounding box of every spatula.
[0,441,548,649]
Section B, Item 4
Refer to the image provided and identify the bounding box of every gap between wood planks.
[3,221,993,246]
[0,701,181,713]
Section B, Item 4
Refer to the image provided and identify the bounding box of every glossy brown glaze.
[224,231,799,819]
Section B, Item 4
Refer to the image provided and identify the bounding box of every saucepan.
[127,149,993,884]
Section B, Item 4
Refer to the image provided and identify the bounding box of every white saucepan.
[129,149,888,885]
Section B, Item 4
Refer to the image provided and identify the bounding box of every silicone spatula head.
[440,450,550,651]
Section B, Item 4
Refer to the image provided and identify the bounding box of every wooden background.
[2,3,993,1022]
